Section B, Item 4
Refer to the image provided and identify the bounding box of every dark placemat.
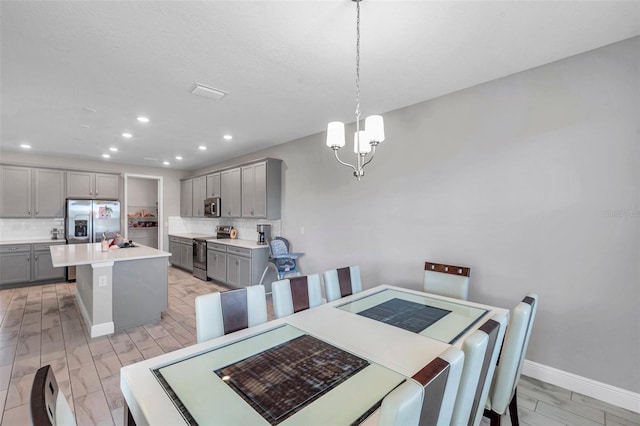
[215,334,369,425]
[357,297,451,333]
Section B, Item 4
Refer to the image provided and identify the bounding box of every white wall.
[192,37,639,393]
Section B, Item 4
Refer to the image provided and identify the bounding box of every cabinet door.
[0,251,31,287]
[221,168,241,217]
[226,254,251,287]
[241,165,256,217]
[34,169,65,217]
[180,179,193,217]
[95,174,119,199]
[181,243,193,271]
[0,166,32,217]
[192,176,207,217]
[33,250,65,281]
[66,171,94,198]
[169,241,181,267]
[206,173,221,198]
[207,250,227,282]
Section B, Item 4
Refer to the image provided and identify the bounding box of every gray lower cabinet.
[206,242,268,288]
[0,242,65,288]
[206,243,227,283]
[168,236,193,272]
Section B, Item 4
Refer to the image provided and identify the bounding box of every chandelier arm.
[333,149,359,174]
[361,144,377,168]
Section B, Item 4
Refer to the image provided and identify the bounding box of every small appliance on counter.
[215,225,236,239]
[257,224,271,245]
[51,228,61,240]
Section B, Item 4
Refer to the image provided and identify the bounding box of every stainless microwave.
[204,197,221,217]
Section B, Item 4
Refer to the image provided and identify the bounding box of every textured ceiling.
[1,1,638,170]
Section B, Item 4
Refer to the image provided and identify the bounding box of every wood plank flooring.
[0,267,637,425]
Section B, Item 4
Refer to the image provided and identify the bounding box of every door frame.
[123,174,164,250]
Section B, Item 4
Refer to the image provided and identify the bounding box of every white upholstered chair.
[323,265,363,302]
[376,379,424,426]
[423,261,471,300]
[484,294,539,426]
[195,285,268,343]
[412,346,465,426]
[271,273,323,319]
[30,364,76,426]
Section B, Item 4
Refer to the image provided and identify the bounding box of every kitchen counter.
[0,238,65,245]
[168,233,215,240]
[50,242,170,267]
[50,242,171,338]
[205,238,269,250]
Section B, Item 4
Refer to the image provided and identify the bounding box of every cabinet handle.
[9,247,17,251]
[35,211,39,215]
[27,210,31,215]
[27,256,30,262]
[35,255,38,261]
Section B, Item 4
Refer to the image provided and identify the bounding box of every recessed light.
[137,116,149,123]
[109,147,118,152]
[82,107,97,113]
[223,134,233,141]
[20,144,31,149]
[122,133,132,138]
[79,124,90,129]
[198,145,207,151]
[102,154,111,159]
[175,156,183,160]
[163,161,170,165]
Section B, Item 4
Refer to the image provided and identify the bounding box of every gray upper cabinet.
[67,171,119,199]
[192,176,206,217]
[180,179,193,217]
[0,166,65,218]
[221,168,242,217]
[206,172,221,198]
[0,166,32,217]
[241,160,281,219]
[34,169,65,217]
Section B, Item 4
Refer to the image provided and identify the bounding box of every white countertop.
[205,238,269,250]
[0,239,66,245]
[50,242,171,267]
[169,233,216,240]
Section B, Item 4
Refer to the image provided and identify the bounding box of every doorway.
[124,174,164,250]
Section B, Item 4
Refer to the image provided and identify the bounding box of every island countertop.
[51,243,171,267]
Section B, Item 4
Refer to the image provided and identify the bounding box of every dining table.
[120,284,509,426]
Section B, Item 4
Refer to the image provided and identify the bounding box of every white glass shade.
[353,130,372,154]
[326,121,346,148]
[365,115,385,143]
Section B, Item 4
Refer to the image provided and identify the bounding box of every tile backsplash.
[168,217,281,241]
[0,218,65,241]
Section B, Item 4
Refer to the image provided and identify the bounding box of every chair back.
[411,346,464,426]
[487,294,538,415]
[195,285,268,343]
[30,365,76,426]
[271,273,323,318]
[450,330,489,426]
[424,262,471,300]
[377,379,424,426]
[323,265,363,302]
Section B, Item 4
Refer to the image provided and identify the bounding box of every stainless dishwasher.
[193,238,209,281]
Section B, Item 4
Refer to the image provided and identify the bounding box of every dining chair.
[423,261,471,300]
[412,346,465,426]
[322,265,363,302]
[483,294,539,426]
[377,379,424,426]
[195,285,268,343]
[271,273,323,318]
[30,364,76,426]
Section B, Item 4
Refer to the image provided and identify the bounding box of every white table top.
[50,242,171,267]
[121,285,508,425]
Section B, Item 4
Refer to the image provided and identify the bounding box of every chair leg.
[508,389,519,426]
[483,408,502,426]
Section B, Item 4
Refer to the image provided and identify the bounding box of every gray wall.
[194,37,639,392]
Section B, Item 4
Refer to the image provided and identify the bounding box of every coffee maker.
[256,224,271,245]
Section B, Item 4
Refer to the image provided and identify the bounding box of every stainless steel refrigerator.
[65,199,121,279]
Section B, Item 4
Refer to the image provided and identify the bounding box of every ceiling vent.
[191,83,227,100]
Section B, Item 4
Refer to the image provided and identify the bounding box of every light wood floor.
[0,267,637,425]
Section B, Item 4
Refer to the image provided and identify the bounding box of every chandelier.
[326,0,385,181]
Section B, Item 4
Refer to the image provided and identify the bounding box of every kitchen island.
[50,243,171,337]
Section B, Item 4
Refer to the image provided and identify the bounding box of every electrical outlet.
[99,276,107,287]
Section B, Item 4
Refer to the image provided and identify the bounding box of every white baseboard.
[523,360,640,414]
